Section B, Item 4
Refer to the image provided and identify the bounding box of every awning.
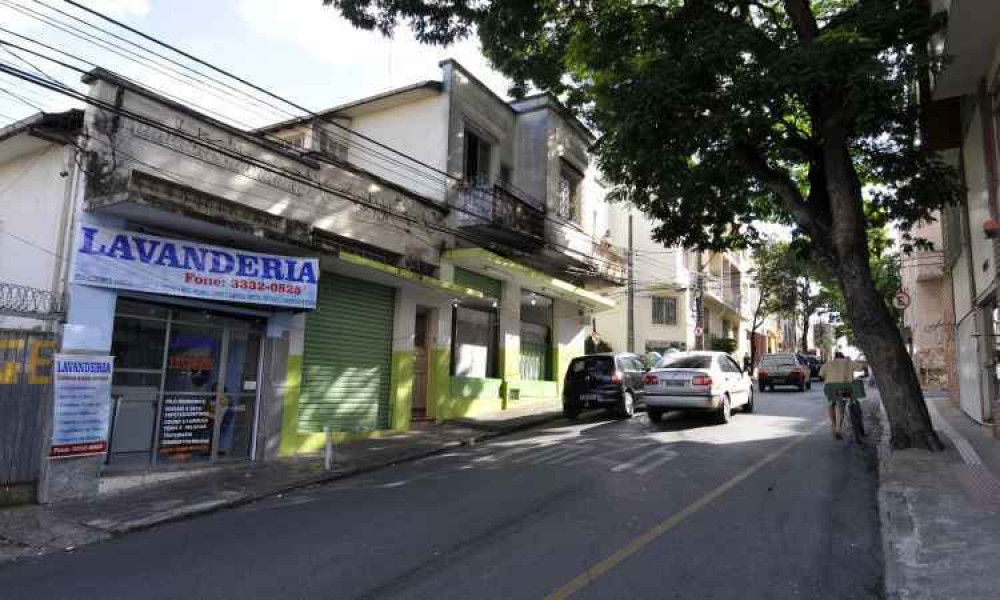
[443,248,616,311]
[334,252,484,300]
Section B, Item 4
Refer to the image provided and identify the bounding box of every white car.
[643,351,755,424]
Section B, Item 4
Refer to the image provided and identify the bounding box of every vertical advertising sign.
[50,355,114,458]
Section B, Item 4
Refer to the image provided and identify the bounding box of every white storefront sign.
[72,224,319,309]
[50,355,114,458]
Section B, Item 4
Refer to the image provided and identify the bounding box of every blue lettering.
[182,247,209,271]
[155,243,181,268]
[296,261,317,284]
[78,227,102,255]
[106,234,135,261]
[260,258,283,280]
[133,237,161,264]
[209,251,235,274]
[237,255,259,277]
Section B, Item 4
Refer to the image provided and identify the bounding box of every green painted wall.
[390,351,415,431]
[436,376,503,420]
[279,355,304,458]
[427,347,450,421]
[517,379,559,402]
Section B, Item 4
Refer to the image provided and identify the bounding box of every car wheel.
[563,406,581,420]
[743,388,755,413]
[647,408,664,423]
[714,394,731,424]
[618,390,635,419]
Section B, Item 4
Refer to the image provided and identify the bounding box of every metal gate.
[0,330,55,503]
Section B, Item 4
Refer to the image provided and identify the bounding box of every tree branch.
[783,0,819,42]
[732,142,817,232]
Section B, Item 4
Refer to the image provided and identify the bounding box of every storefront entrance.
[107,299,265,469]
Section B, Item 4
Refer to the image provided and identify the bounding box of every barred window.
[652,297,678,326]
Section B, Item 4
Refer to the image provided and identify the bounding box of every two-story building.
[0,61,620,502]
[259,59,623,432]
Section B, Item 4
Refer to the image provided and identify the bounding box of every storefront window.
[106,299,264,469]
[451,299,499,378]
[521,291,553,381]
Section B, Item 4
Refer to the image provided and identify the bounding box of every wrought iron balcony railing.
[454,180,546,244]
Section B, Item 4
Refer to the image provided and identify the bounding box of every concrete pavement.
[0,400,563,565]
[0,388,882,600]
[879,392,1000,600]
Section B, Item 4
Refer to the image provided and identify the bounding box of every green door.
[299,274,396,432]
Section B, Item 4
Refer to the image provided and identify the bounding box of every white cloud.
[237,0,513,104]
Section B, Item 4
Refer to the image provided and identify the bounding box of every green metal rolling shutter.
[299,274,395,432]
[454,267,502,299]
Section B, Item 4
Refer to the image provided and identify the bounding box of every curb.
[93,411,567,537]
[874,397,901,600]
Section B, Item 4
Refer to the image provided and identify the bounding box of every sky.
[0,0,513,128]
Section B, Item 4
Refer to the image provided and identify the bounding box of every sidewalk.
[879,391,1000,600]
[0,401,563,566]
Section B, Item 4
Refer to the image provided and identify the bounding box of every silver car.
[643,351,755,424]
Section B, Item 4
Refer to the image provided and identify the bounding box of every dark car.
[798,354,824,380]
[562,353,646,419]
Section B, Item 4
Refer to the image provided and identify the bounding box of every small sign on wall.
[50,355,114,458]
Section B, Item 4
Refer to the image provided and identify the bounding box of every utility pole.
[695,251,705,351]
[627,213,635,353]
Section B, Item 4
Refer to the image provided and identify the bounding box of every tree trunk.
[835,243,943,450]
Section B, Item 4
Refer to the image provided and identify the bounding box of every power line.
[0,60,615,284]
[0,23,628,277]
[50,0,619,251]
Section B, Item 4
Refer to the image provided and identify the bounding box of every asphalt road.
[0,387,882,600]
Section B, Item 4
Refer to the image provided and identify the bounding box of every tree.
[748,241,789,365]
[821,218,903,343]
[324,1,957,449]
[753,240,828,356]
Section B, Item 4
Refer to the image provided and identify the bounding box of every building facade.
[900,213,952,390]
[924,0,1000,428]
[594,210,752,361]
[0,61,620,502]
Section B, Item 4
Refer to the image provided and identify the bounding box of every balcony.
[592,240,626,285]
[453,181,546,248]
[915,250,945,281]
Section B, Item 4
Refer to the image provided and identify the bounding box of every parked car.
[643,351,754,425]
[562,353,646,419]
[798,354,824,380]
[757,353,812,392]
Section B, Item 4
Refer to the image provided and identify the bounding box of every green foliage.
[324,0,958,250]
[710,336,738,354]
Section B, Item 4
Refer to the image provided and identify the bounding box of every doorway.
[412,308,431,421]
[107,299,265,469]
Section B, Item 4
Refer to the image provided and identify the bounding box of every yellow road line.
[542,423,826,600]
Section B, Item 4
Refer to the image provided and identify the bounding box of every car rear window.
[569,357,614,377]
[658,355,713,369]
[762,357,797,367]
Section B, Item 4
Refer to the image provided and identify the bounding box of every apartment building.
[923,0,1000,427]
[595,210,752,361]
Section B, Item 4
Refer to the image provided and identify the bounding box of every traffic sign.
[893,290,911,310]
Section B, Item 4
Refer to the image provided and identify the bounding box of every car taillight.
[692,375,712,386]
[612,371,622,384]
[644,373,659,385]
